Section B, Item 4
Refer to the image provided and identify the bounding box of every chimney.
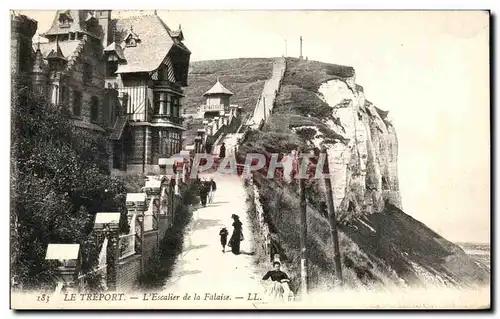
[96,10,111,47]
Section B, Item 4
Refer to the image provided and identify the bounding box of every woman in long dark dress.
[229,214,243,254]
[219,142,226,158]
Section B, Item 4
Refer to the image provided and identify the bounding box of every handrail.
[249,175,294,302]
[144,198,155,232]
[119,233,136,259]
[119,212,136,260]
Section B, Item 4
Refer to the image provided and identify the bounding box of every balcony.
[198,104,227,113]
[153,80,183,93]
[151,114,184,125]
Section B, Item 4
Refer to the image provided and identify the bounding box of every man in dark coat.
[199,180,210,207]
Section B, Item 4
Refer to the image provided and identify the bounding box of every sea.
[457,242,491,271]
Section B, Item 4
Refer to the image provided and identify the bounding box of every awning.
[109,116,128,140]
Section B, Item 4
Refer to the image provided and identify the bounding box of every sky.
[18,10,490,243]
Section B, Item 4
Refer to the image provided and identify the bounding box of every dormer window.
[124,26,140,48]
[126,38,137,47]
[58,11,72,28]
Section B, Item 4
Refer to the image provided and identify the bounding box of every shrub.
[138,186,196,290]
[11,91,128,290]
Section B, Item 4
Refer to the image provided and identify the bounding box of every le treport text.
[63,292,262,302]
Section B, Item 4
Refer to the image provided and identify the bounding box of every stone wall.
[116,255,141,292]
[143,230,159,264]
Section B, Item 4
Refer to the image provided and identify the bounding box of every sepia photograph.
[9,8,490,310]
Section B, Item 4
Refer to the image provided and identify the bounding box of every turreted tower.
[11,12,37,90]
[31,41,49,95]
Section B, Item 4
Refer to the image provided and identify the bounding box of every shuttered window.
[73,91,82,117]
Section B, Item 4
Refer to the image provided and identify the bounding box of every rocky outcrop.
[292,76,401,220]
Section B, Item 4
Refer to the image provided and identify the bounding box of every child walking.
[219,227,229,253]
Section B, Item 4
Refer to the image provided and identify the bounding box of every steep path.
[249,57,286,129]
[162,172,264,299]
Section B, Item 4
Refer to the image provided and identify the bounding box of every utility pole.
[263,96,266,122]
[299,36,303,60]
[320,145,343,284]
[298,149,308,296]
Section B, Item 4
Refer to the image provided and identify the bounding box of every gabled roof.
[113,14,191,76]
[124,27,140,43]
[104,42,126,60]
[36,40,80,60]
[42,10,98,38]
[46,41,67,60]
[203,79,234,96]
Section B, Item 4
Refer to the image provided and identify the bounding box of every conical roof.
[32,44,48,73]
[203,78,233,96]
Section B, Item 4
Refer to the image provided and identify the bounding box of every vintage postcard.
[10,9,490,310]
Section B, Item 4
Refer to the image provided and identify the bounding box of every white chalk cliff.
[295,76,401,219]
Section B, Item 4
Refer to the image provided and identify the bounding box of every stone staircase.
[248,57,287,129]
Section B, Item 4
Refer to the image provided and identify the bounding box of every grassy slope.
[183,58,273,114]
[240,57,489,292]
[182,58,273,145]
[266,58,355,142]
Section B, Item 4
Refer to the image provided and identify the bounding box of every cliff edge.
[240,57,489,290]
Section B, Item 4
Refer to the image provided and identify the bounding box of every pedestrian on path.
[208,178,217,204]
[219,142,226,158]
[229,214,243,255]
[219,227,229,253]
[262,261,292,302]
[199,179,209,207]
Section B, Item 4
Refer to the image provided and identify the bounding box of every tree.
[11,91,128,290]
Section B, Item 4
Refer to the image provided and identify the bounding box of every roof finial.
[130,25,133,32]
[179,24,182,30]
[217,75,219,83]
[36,34,41,50]
[154,10,157,15]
